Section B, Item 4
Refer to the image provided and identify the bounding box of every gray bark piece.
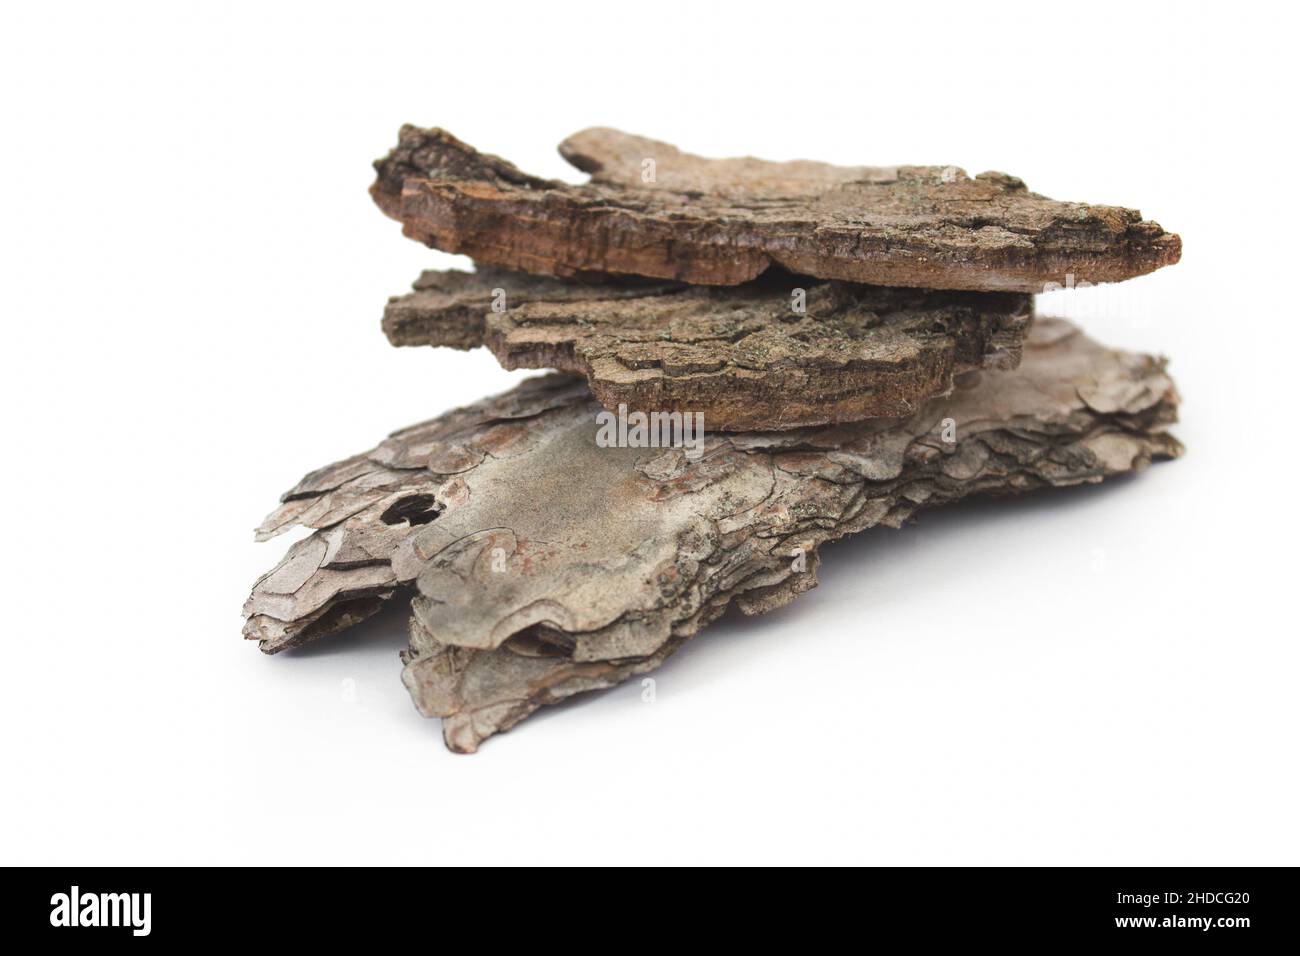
[371,126,1181,293]
[245,319,1181,750]
[384,267,1033,430]
[243,375,591,653]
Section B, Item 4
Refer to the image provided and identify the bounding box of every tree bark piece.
[385,267,1032,430]
[245,319,1181,751]
[242,374,592,653]
[371,126,1181,293]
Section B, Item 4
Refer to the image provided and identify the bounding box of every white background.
[3,1,1296,865]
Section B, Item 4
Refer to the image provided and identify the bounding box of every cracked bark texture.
[371,125,1181,293]
[384,267,1033,430]
[245,319,1180,752]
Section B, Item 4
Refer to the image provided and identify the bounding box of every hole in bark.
[380,494,439,526]
[503,625,577,659]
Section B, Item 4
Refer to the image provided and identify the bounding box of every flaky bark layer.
[385,267,1032,429]
[246,320,1180,752]
[371,126,1180,293]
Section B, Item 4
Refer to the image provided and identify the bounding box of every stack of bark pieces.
[244,126,1184,753]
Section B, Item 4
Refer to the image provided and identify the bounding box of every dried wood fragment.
[245,319,1181,751]
[385,268,1032,430]
[371,126,1181,293]
[243,375,591,653]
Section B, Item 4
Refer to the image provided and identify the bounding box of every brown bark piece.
[371,126,1180,293]
[384,268,1032,430]
[245,319,1181,751]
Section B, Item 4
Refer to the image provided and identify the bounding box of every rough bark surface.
[385,267,1032,429]
[245,319,1181,752]
[371,126,1181,293]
